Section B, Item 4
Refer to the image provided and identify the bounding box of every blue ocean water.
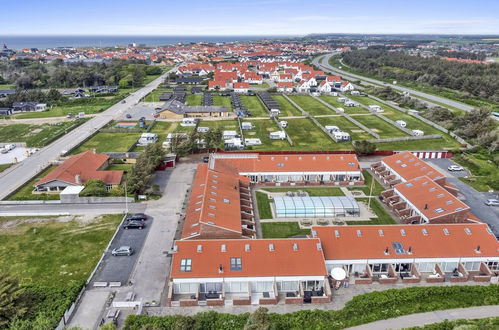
[0,35,289,50]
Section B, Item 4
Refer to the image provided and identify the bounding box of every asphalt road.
[92,217,152,284]
[312,53,476,113]
[0,67,176,200]
[427,158,499,234]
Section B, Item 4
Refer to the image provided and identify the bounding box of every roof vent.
[475,245,481,254]
[384,247,390,255]
[407,246,412,255]
[219,264,224,273]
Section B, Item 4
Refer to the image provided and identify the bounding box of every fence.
[367,134,442,143]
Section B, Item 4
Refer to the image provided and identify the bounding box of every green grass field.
[185,94,202,106]
[285,118,340,150]
[315,116,373,140]
[351,114,409,138]
[0,214,122,286]
[72,131,140,153]
[143,88,171,102]
[256,191,273,219]
[347,170,386,196]
[14,103,108,119]
[288,95,335,116]
[348,198,397,225]
[212,95,233,111]
[241,95,268,117]
[263,187,345,196]
[261,222,310,238]
[0,121,83,147]
[319,95,369,114]
[8,166,59,201]
[243,119,290,151]
[272,94,302,116]
[0,163,11,172]
[148,121,174,142]
[376,138,457,151]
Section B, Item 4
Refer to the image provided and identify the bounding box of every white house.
[197,126,210,133]
[297,80,311,93]
[138,133,158,146]
[181,118,198,127]
[318,81,332,93]
[396,120,407,128]
[339,81,354,92]
[269,131,286,140]
[223,130,239,140]
[277,82,294,93]
[241,122,254,130]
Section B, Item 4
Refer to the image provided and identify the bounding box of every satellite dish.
[331,267,347,281]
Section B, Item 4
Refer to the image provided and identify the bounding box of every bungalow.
[277,82,294,93]
[12,102,47,112]
[0,108,12,116]
[159,100,230,119]
[34,150,123,193]
[233,82,250,93]
[313,223,499,285]
[167,238,330,307]
[317,81,332,93]
[339,81,354,92]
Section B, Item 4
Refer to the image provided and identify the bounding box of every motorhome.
[269,131,286,140]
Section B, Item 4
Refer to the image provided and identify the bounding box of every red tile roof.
[35,150,123,186]
[170,238,327,278]
[234,82,249,89]
[313,223,499,260]
[394,176,469,220]
[381,151,445,182]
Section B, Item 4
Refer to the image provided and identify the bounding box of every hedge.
[124,285,499,330]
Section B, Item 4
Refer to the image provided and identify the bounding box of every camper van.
[279,121,288,128]
[412,129,424,136]
[244,138,262,146]
[223,130,238,140]
[241,122,254,130]
[336,107,345,113]
[396,120,407,128]
[224,138,244,150]
[180,118,197,127]
[368,105,383,112]
[269,109,280,117]
[333,131,351,142]
[197,126,210,133]
[337,97,347,103]
[269,131,286,140]
[344,100,357,107]
[325,125,340,133]
[138,133,158,146]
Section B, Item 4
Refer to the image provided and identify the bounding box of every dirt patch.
[351,129,365,133]
[247,132,257,136]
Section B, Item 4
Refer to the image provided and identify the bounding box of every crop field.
[319,95,369,114]
[288,95,334,116]
[351,114,409,138]
[72,131,140,153]
[212,95,233,110]
[241,95,268,117]
[272,94,302,116]
[243,119,290,150]
[315,116,373,140]
[285,118,336,150]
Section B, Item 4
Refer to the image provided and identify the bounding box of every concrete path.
[68,290,110,329]
[0,202,146,216]
[348,305,499,330]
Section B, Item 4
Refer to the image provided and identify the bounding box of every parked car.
[123,220,145,229]
[125,114,132,119]
[121,100,126,104]
[447,165,464,171]
[111,246,133,256]
[126,213,148,221]
[0,148,7,154]
[202,156,210,163]
[485,199,499,206]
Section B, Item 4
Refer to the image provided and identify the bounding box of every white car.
[447,165,464,171]
[485,199,499,207]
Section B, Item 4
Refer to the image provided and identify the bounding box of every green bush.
[80,179,108,197]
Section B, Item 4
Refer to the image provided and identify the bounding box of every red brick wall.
[430,210,471,224]
[207,299,224,306]
[402,277,421,284]
[233,298,251,305]
[179,300,198,307]
[285,297,304,304]
[198,224,242,239]
[426,277,444,283]
[355,278,372,284]
[379,277,397,284]
[312,296,331,303]
[259,297,278,305]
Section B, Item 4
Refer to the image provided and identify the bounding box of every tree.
[15,75,34,89]
[127,143,165,194]
[0,273,27,327]
[244,307,270,330]
[353,140,377,155]
[80,179,108,197]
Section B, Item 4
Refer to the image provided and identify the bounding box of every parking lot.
[427,158,499,234]
[0,147,36,165]
[120,103,162,121]
[91,217,152,284]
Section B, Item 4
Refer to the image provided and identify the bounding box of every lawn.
[285,118,339,150]
[0,120,85,147]
[320,95,369,114]
[212,95,233,111]
[272,94,302,116]
[454,152,499,192]
[143,88,171,102]
[347,170,386,196]
[261,222,311,238]
[7,166,59,201]
[148,121,174,142]
[0,163,12,172]
[316,116,373,141]
[351,114,409,138]
[185,94,202,106]
[71,131,140,153]
[0,214,122,285]
[348,198,397,225]
[256,191,273,219]
[241,95,269,117]
[376,138,458,151]
[348,95,398,115]
[288,95,335,116]
[107,163,134,172]
[263,187,344,196]
[250,82,271,89]
[243,119,290,151]
[14,102,109,119]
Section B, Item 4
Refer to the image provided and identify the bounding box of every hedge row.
[124,285,499,330]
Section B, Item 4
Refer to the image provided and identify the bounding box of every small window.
[442,228,450,235]
[211,185,217,189]
[212,180,218,184]
[455,207,464,211]
[429,187,436,192]
[293,243,299,251]
[406,183,414,188]
[392,242,405,254]
[208,213,215,217]
[378,229,384,237]
[422,181,429,186]
[209,205,216,209]
[196,200,202,204]
[197,245,203,252]
[446,200,453,205]
[465,228,472,235]
[221,244,227,252]
[400,164,407,168]
[437,194,444,198]
[245,243,250,252]
[428,171,433,175]
[180,258,192,272]
[195,207,201,211]
[269,244,275,251]
[434,208,444,213]
[230,257,242,271]
[210,198,216,202]
[197,194,203,198]
[223,198,230,203]
[277,163,284,167]
[400,229,406,236]
[356,229,362,237]
[334,230,340,238]
[395,160,402,164]
[348,162,355,166]
[422,228,429,236]
[211,191,217,195]
[316,243,322,251]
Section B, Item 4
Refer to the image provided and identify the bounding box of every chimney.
[424,204,428,210]
[475,245,481,254]
[75,174,81,185]
[218,264,224,273]
[384,247,389,255]
[407,246,412,254]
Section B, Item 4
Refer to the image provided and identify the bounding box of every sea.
[0,35,292,50]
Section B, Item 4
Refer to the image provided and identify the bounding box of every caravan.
[197,126,210,133]
[180,118,198,127]
[269,131,286,140]
[325,125,340,133]
[396,120,407,128]
[333,131,351,142]
[279,121,288,128]
[412,129,424,136]
[223,130,238,140]
[368,105,383,112]
[138,133,158,146]
[244,138,262,146]
[269,109,280,117]
[241,122,254,130]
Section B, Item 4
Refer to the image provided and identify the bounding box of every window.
[269,244,275,251]
[230,257,242,271]
[465,228,472,235]
[293,243,299,251]
[395,160,402,164]
[212,180,218,184]
[400,229,406,236]
[209,205,216,209]
[245,243,250,252]
[443,228,450,235]
[356,229,362,237]
[400,164,407,168]
[316,243,322,251]
[405,183,414,188]
[422,228,429,236]
[223,198,230,203]
[434,208,444,213]
[392,242,405,254]
[180,259,192,272]
[334,230,340,238]
[197,245,202,252]
[378,229,384,237]
[221,244,227,252]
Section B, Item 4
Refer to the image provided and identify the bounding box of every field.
[272,94,302,116]
[347,170,386,196]
[71,131,140,153]
[143,88,171,102]
[148,121,174,142]
[241,95,268,117]
[320,95,369,114]
[243,119,290,151]
[352,114,409,138]
[256,191,273,219]
[212,95,233,110]
[0,163,12,172]
[14,102,110,119]
[288,95,334,116]
[348,95,398,115]
[185,94,202,106]
[315,116,373,140]
[285,118,338,150]
[7,166,59,200]
[261,222,310,238]
[0,120,84,147]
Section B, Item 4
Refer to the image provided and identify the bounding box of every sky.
[1,0,499,36]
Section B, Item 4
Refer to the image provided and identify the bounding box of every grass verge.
[256,191,273,219]
[261,222,310,238]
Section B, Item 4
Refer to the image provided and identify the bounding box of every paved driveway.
[92,218,152,284]
[427,159,499,234]
[120,103,162,121]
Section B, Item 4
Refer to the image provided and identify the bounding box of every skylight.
[434,208,444,213]
[400,229,406,236]
[443,228,450,235]
[392,242,405,254]
[422,228,429,236]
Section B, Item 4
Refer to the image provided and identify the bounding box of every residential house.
[277,82,294,93]
[12,102,47,112]
[339,81,354,92]
[0,89,16,98]
[233,82,250,93]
